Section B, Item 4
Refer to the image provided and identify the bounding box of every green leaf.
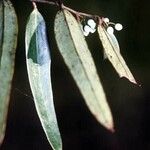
[25,8,62,150]
[54,10,114,131]
[98,25,137,84]
[0,0,18,144]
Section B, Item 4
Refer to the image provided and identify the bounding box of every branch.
[30,0,59,6]
[30,0,101,19]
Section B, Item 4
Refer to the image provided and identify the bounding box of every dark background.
[1,0,150,149]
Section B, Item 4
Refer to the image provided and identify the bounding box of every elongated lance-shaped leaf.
[25,8,62,150]
[98,24,137,84]
[0,0,18,144]
[54,10,114,131]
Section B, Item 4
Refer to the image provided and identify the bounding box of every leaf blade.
[0,0,4,62]
[0,0,18,144]
[103,31,120,59]
[54,10,114,131]
[98,25,137,84]
[25,8,62,150]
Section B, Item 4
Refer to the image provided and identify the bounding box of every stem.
[108,22,116,26]
[32,2,37,9]
[58,0,63,10]
[30,0,101,19]
[30,0,59,7]
[62,5,95,18]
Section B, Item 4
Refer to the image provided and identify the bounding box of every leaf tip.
[121,76,138,85]
[95,113,114,132]
[108,126,115,133]
[104,121,115,132]
[0,134,4,146]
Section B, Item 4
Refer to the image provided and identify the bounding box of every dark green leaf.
[25,8,62,150]
[54,10,114,131]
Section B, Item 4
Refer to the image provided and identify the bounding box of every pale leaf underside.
[0,0,18,144]
[98,25,137,84]
[103,31,120,59]
[54,10,114,131]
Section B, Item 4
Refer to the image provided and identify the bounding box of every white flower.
[89,28,96,33]
[87,19,96,29]
[83,31,89,36]
[107,26,114,34]
[83,24,96,36]
[103,18,110,23]
[81,19,97,36]
[84,25,91,32]
[115,23,123,31]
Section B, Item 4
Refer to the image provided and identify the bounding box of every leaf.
[0,0,18,144]
[98,25,137,84]
[54,10,114,131]
[25,8,62,150]
[0,1,4,62]
[103,31,120,59]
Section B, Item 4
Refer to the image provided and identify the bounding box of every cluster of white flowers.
[82,17,123,36]
[103,17,123,35]
[82,19,96,36]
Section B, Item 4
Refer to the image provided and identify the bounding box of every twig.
[32,2,37,9]
[30,0,101,19]
[30,0,59,7]
[62,5,95,18]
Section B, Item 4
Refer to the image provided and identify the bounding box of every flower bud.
[84,25,91,33]
[87,19,96,29]
[103,18,110,23]
[115,23,123,31]
[83,31,89,36]
[107,26,114,34]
